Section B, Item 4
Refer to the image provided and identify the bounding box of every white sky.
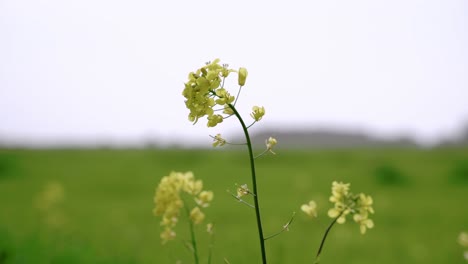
[1,0,467,146]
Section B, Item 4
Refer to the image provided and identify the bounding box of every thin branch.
[264,212,296,241]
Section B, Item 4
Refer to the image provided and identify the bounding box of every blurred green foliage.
[373,164,409,186]
[0,148,467,264]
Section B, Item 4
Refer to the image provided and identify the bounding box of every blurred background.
[1,0,468,263]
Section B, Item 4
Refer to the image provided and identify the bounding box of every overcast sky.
[1,0,467,146]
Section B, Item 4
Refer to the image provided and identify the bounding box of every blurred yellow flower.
[190,207,205,225]
[266,137,277,154]
[160,228,176,244]
[153,171,213,243]
[326,181,375,234]
[460,232,468,247]
[196,191,214,207]
[353,213,374,234]
[301,200,318,218]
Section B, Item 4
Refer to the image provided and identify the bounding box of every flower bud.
[238,67,248,86]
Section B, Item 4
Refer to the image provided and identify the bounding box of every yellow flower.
[207,114,223,127]
[328,207,350,224]
[237,184,250,198]
[266,137,277,154]
[301,200,318,218]
[250,106,265,121]
[212,134,226,147]
[160,228,176,244]
[196,191,214,207]
[238,67,248,86]
[223,106,234,115]
[215,88,235,106]
[353,214,374,234]
[190,207,205,225]
[329,181,350,203]
[358,193,374,214]
[207,223,214,234]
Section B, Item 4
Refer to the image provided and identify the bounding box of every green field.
[0,148,467,264]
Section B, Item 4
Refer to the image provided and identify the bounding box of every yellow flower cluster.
[182,59,248,127]
[153,171,214,243]
[327,181,375,234]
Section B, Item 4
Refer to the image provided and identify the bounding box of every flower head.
[182,59,248,127]
[153,171,213,244]
[327,181,375,234]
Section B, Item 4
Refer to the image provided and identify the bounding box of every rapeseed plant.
[155,59,375,264]
[153,171,213,264]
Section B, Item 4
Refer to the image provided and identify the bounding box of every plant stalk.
[229,103,267,264]
[184,205,199,264]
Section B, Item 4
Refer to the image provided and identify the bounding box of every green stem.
[228,103,267,264]
[314,211,344,264]
[184,205,199,264]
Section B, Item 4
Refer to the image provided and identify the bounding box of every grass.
[0,147,467,263]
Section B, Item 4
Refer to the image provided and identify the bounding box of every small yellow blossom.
[357,193,374,214]
[212,134,226,147]
[301,200,318,218]
[190,207,205,224]
[223,106,234,115]
[353,213,374,234]
[329,181,350,203]
[215,88,235,106]
[250,106,265,121]
[237,184,250,198]
[207,223,214,234]
[207,114,223,127]
[266,137,277,154]
[238,67,248,86]
[328,207,350,224]
[160,228,176,244]
[196,191,214,207]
